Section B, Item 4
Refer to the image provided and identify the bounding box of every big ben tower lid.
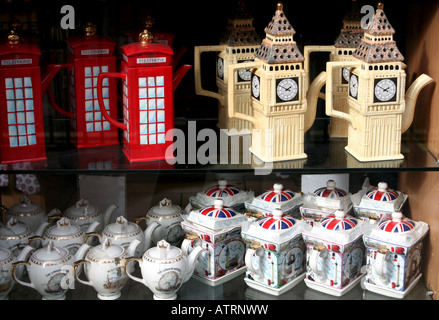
[219,0,261,46]
[334,0,363,48]
[255,2,304,64]
[352,3,404,63]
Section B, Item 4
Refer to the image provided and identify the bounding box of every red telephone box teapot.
[0,30,69,164]
[97,29,192,162]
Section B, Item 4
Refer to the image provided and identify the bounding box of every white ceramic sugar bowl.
[12,241,76,300]
[33,218,100,255]
[74,238,141,300]
[137,198,185,247]
[86,216,148,257]
[126,239,203,300]
[0,248,16,300]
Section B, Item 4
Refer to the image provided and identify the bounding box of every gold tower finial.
[139,28,154,44]
[84,22,97,37]
[277,2,283,11]
[377,2,384,10]
[8,30,19,44]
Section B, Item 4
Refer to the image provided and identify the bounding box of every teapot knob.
[158,240,170,259]
[272,208,283,219]
[273,183,283,193]
[18,196,31,207]
[218,180,227,189]
[334,210,346,220]
[159,198,171,207]
[214,199,224,209]
[391,211,403,222]
[57,218,71,227]
[326,180,336,190]
[377,182,388,192]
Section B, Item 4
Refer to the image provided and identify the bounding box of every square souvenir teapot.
[241,208,306,296]
[302,210,365,297]
[300,180,353,226]
[362,212,428,299]
[181,199,247,286]
[244,183,303,219]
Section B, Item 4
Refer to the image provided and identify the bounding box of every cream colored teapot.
[126,239,204,300]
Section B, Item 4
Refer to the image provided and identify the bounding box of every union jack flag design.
[204,185,240,198]
[314,187,347,199]
[366,187,398,201]
[257,216,296,230]
[378,218,415,233]
[260,188,295,203]
[320,215,358,231]
[199,206,237,219]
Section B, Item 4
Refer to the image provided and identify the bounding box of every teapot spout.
[173,64,192,93]
[183,245,203,283]
[103,204,118,227]
[304,71,327,132]
[143,221,160,251]
[126,239,141,257]
[402,74,434,133]
[74,243,90,262]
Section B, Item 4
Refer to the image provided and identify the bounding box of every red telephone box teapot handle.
[97,72,128,130]
[43,63,75,118]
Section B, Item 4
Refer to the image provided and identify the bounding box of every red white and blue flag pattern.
[260,188,295,203]
[321,215,358,231]
[378,218,415,233]
[366,187,398,201]
[204,185,240,198]
[258,216,296,230]
[314,187,347,199]
[198,206,237,219]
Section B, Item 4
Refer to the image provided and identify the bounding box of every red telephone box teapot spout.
[97,29,192,163]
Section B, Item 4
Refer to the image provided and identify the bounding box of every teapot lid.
[320,211,358,231]
[257,208,296,230]
[105,216,139,235]
[259,183,296,203]
[314,180,347,199]
[202,180,242,199]
[145,240,181,261]
[377,212,415,233]
[0,247,12,262]
[198,199,237,219]
[32,241,70,262]
[90,238,124,259]
[0,218,31,237]
[8,196,44,216]
[65,199,100,218]
[47,218,81,236]
[366,182,398,202]
[148,198,182,217]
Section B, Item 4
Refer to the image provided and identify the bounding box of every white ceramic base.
[97,292,121,300]
[362,273,422,299]
[153,294,177,300]
[42,295,66,300]
[304,272,365,297]
[244,273,305,296]
[192,266,246,287]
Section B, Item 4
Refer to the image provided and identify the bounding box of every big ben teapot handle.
[97,72,128,130]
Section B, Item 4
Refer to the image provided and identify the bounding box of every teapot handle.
[97,72,128,130]
[125,257,144,284]
[374,249,390,282]
[73,260,93,287]
[84,232,102,245]
[303,45,335,99]
[244,246,265,281]
[44,63,75,118]
[194,45,226,105]
[11,261,34,289]
[309,246,328,282]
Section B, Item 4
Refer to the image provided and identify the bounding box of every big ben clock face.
[276,77,299,103]
[374,78,397,102]
[217,57,224,80]
[251,73,260,100]
[342,68,350,84]
[237,60,253,82]
[349,74,358,99]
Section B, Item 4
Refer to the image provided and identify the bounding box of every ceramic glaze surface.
[0,248,15,300]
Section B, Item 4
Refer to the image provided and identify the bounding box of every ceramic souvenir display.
[74,238,141,300]
[300,180,352,226]
[0,218,46,255]
[325,3,433,162]
[181,199,247,286]
[2,196,55,232]
[85,215,151,258]
[302,210,365,296]
[194,0,261,135]
[0,248,17,300]
[31,217,100,255]
[136,198,185,247]
[244,183,303,219]
[53,199,117,232]
[11,241,76,300]
[186,179,253,213]
[96,28,191,162]
[227,2,326,162]
[304,0,363,138]
[352,179,407,223]
[241,208,306,295]
[126,239,203,300]
[362,211,429,299]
